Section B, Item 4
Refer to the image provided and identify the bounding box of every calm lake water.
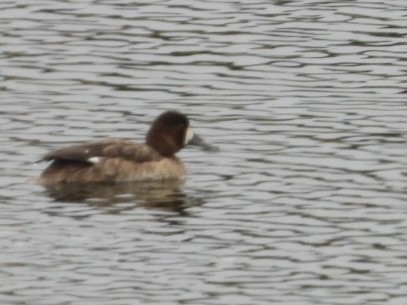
[1,0,407,304]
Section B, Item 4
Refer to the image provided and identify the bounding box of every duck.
[37,111,217,186]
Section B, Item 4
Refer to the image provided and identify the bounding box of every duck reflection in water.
[43,179,203,214]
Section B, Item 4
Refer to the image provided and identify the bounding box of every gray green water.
[1,1,406,304]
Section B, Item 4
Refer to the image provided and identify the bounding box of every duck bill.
[189,133,219,152]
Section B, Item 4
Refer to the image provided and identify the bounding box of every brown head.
[145,111,193,156]
[146,111,218,156]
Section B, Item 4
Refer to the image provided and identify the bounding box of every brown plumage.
[37,111,215,186]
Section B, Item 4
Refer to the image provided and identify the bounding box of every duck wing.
[40,139,161,164]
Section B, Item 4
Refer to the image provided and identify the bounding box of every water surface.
[1,0,406,304]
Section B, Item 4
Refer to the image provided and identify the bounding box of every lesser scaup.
[37,111,216,185]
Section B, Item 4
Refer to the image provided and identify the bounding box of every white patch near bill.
[184,127,194,145]
[88,157,101,164]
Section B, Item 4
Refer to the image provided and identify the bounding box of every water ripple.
[1,0,407,304]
